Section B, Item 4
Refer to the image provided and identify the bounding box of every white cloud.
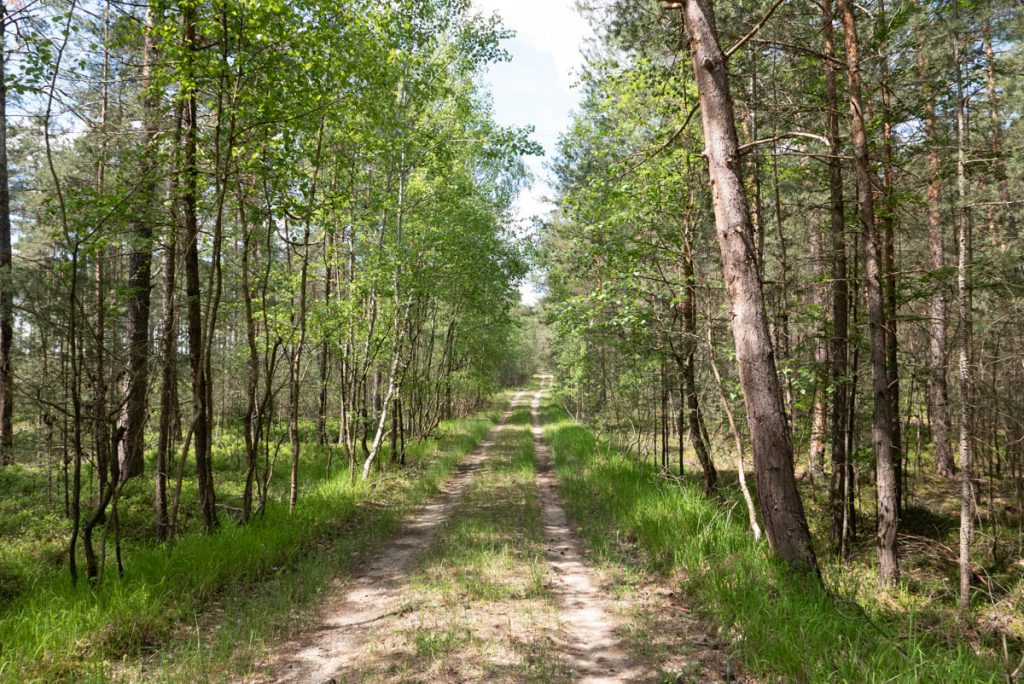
[474,0,589,90]
[472,0,592,305]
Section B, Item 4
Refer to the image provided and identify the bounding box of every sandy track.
[261,382,652,683]
[530,377,648,683]
[263,391,527,683]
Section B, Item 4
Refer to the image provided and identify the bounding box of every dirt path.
[530,377,647,683]
[261,383,660,683]
[264,391,528,683]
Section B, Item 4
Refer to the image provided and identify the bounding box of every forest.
[0,0,1021,681]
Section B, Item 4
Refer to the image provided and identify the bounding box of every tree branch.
[738,131,831,153]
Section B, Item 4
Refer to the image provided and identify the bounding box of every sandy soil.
[257,382,735,683]
[530,378,650,683]
[260,392,528,683]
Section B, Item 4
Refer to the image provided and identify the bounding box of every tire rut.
[262,391,528,683]
[531,377,649,683]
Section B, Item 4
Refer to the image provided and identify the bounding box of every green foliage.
[540,402,999,683]
[0,409,496,682]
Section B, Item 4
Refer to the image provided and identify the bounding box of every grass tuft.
[0,405,500,683]
[540,401,1000,683]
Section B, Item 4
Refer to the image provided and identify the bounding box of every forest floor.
[1,400,499,681]
[259,381,734,683]
[542,397,1015,681]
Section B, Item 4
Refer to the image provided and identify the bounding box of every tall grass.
[0,410,496,683]
[540,402,998,683]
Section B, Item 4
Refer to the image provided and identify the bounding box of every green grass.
[412,406,549,603]
[352,401,567,682]
[412,623,478,661]
[0,403,502,683]
[539,400,1001,683]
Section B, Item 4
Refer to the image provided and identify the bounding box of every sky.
[471,0,595,305]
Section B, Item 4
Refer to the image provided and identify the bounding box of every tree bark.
[837,0,898,585]
[0,4,14,462]
[920,52,954,478]
[822,0,851,551]
[182,7,216,533]
[953,27,975,615]
[678,0,818,573]
[118,9,158,483]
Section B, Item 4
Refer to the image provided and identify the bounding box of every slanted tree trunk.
[362,324,404,480]
[361,159,408,481]
[676,0,818,573]
[681,234,716,494]
[837,0,898,585]
[708,328,761,541]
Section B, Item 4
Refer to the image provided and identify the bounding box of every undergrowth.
[0,404,500,683]
[540,400,1001,683]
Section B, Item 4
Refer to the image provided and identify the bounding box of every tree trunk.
[953,27,975,615]
[808,222,829,479]
[182,7,216,533]
[361,329,403,480]
[920,52,954,478]
[681,237,716,494]
[288,222,310,514]
[68,251,85,584]
[837,0,898,586]
[744,53,765,271]
[822,0,851,551]
[398,395,406,465]
[0,4,14,462]
[878,0,902,515]
[982,21,1015,243]
[155,164,179,540]
[240,215,260,523]
[678,0,817,573]
[362,157,407,480]
[316,259,332,446]
[84,6,116,579]
[118,10,158,483]
[708,328,762,542]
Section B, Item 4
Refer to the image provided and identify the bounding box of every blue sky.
[472,0,594,304]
